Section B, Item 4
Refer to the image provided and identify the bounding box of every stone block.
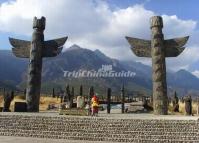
[77,96,85,108]
[14,102,27,112]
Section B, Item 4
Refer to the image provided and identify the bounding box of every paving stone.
[0,112,198,142]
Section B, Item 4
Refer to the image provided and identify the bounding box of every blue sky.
[107,0,199,20]
[0,0,199,75]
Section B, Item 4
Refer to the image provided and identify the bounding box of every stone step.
[0,129,198,141]
[0,122,198,132]
[1,132,195,143]
[1,124,197,133]
[0,117,196,122]
[0,120,197,128]
[0,128,198,137]
[0,125,198,133]
[0,118,197,126]
[0,115,197,123]
[0,114,198,142]
[0,128,199,136]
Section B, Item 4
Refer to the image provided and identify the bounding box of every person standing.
[91,94,99,116]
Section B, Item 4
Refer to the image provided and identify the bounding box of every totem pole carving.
[126,16,189,115]
[10,17,67,112]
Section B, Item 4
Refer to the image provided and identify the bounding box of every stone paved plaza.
[0,136,119,143]
[0,111,198,120]
[0,111,198,142]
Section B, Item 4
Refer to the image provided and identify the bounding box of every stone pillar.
[172,91,179,112]
[63,84,69,103]
[107,88,111,114]
[71,87,74,97]
[80,85,83,96]
[52,88,55,98]
[185,95,192,115]
[150,16,168,115]
[3,91,14,112]
[89,86,94,99]
[10,16,67,112]
[126,16,189,115]
[88,86,94,115]
[121,85,125,113]
[23,89,26,99]
[71,86,74,107]
[26,17,45,112]
[197,97,199,115]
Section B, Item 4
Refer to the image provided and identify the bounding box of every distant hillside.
[0,50,28,83]
[40,44,152,95]
[0,45,199,97]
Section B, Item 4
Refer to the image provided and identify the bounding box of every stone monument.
[3,91,14,112]
[52,88,55,98]
[89,86,94,102]
[184,95,192,115]
[107,88,111,114]
[64,84,74,108]
[197,97,199,115]
[126,16,189,115]
[172,91,179,112]
[77,96,85,108]
[80,85,83,96]
[64,84,70,103]
[121,84,125,113]
[10,16,67,112]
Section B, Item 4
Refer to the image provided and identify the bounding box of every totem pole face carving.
[126,16,189,115]
[9,16,67,112]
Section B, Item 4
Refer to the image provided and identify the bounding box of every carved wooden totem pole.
[126,16,189,115]
[10,17,67,112]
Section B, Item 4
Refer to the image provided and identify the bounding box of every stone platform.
[0,112,199,143]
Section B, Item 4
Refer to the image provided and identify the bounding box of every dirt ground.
[0,95,60,111]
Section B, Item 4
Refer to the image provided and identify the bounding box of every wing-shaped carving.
[125,36,151,57]
[9,37,31,58]
[164,36,189,57]
[43,37,68,57]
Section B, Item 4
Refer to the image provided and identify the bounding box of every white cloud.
[166,46,199,71]
[0,0,108,37]
[192,70,199,78]
[0,0,198,71]
[162,15,196,39]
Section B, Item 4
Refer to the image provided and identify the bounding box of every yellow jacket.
[91,97,99,107]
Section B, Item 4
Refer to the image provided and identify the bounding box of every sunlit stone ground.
[0,136,120,143]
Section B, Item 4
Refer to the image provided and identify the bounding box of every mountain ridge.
[0,45,198,96]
